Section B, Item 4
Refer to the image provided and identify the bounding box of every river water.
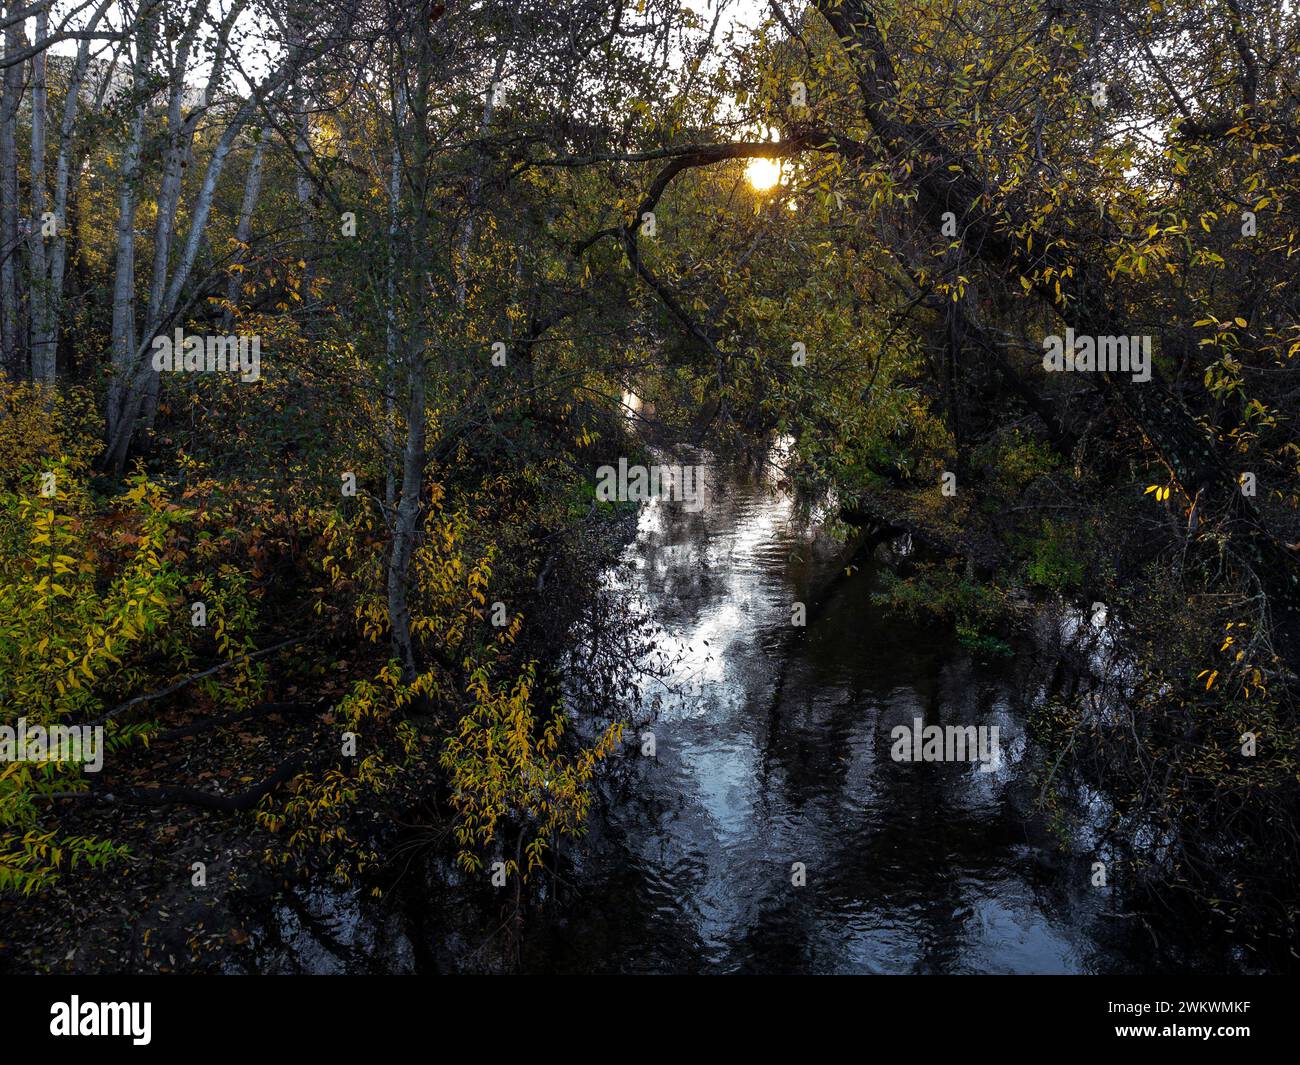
[505,447,1145,974]
[258,446,1163,974]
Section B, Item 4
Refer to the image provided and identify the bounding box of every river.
[506,445,1150,974]
[256,445,1166,974]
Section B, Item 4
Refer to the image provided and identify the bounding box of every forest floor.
[0,679,352,973]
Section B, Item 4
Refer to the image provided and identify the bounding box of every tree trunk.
[385,45,436,688]
[28,4,51,384]
[45,0,117,375]
[105,12,156,456]
[0,4,25,378]
[222,126,270,330]
[384,89,405,509]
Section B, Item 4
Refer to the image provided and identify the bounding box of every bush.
[1024,518,1083,593]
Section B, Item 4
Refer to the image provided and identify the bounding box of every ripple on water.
[539,454,1123,973]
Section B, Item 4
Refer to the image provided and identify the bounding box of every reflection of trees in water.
[743,566,1090,973]
[492,460,1152,973]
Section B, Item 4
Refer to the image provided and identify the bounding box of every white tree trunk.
[0,4,24,377]
[222,126,271,330]
[106,9,157,447]
[385,58,434,686]
[453,42,512,308]
[384,87,405,508]
[28,4,51,384]
[45,0,116,376]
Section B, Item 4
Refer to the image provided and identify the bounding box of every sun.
[745,157,782,191]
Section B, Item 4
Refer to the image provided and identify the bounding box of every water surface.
[515,451,1122,974]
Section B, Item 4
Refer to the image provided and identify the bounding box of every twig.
[89,635,310,727]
